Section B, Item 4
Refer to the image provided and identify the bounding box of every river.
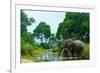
[35,49,63,62]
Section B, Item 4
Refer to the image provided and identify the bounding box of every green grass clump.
[82,43,90,59]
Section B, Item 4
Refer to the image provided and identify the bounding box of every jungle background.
[21,10,89,63]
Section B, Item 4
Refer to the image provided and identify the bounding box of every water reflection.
[35,49,63,62]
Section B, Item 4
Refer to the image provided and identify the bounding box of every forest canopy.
[56,12,89,43]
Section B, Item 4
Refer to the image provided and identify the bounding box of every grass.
[21,47,47,62]
[22,55,37,61]
[82,43,90,59]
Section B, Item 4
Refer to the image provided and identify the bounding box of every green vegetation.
[34,22,51,44]
[82,44,90,59]
[21,10,90,62]
[56,12,89,43]
[21,39,47,62]
[21,10,47,62]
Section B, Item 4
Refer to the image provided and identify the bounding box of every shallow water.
[35,49,62,62]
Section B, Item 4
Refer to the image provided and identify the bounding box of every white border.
[11,2,96,73]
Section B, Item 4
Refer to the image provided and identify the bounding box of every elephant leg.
[67,50,72,57]
[77,48,84,59]
[63,50,71,60]
[67,50,72,60]
[77,51,83,59]
[71,49,78,60]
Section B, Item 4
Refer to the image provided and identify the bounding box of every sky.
[24,10,66,34]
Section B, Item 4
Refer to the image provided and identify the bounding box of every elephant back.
[73,40,84,47]
[72,40,84,51]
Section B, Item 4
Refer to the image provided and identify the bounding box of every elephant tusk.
[60,48,65,56]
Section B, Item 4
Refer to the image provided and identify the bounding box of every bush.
[21,40,35,56]
[82,43,90,59]
[21,39,47,62]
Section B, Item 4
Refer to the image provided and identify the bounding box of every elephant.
[58,39,84,59]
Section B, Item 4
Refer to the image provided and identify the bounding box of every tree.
[21,10,36,59]
[56,12,89,42]
[48,34,57,45]
[56,23,63,40]
[33,22,51,44]
[21,10,35,37]
[21,32,34,44]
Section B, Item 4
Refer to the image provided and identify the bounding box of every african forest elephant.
[58,39,84,59]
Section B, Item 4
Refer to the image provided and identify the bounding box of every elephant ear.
[67,39,73,47]
[67,42,73,48]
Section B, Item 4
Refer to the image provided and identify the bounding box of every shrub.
[82,44,90,59]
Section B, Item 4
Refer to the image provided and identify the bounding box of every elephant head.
[58,39,84,59]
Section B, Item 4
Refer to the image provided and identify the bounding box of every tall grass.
[21,40,47,62]
[82,43,90,59]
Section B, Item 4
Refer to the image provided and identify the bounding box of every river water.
[35,49,63,62]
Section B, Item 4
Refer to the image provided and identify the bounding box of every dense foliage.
[33,22,51,44]
[56,12,89,43]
